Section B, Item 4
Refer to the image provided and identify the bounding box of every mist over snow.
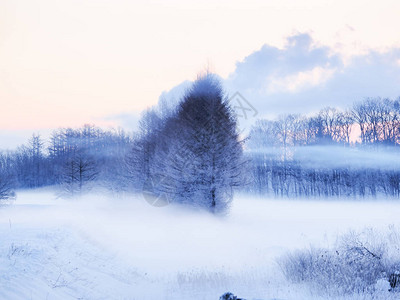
[293,146,400,170]
[248,145,400,170]
[1,189,400,299]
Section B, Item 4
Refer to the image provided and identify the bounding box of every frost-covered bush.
[219,292,245,300]
[219,292,237,300]
[278,227,400,295]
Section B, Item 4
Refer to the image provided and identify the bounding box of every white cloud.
[265,66,337,94]
[223,33,400,117]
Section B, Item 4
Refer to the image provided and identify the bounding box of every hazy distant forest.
[2,75,400,210]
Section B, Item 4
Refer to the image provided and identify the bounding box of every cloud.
[157,80,193,112]
[265,66,337,94]
[226,34,342,92]
[224,33,400,118]
[103,80,192,132]
[103,112,141,132]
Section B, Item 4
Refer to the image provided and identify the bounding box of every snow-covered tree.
[152,74,244,213]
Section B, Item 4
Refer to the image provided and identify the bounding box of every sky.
[1,0,400,148]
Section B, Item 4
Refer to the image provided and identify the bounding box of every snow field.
[1,190,400,299]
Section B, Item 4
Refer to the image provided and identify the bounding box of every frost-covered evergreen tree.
[152,74,244,213]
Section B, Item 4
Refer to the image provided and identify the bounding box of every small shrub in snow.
[278,227,400,295]
[389,271,400,291]
[219,292,245,300]
[7,243,31,259]
[220,292,237,300]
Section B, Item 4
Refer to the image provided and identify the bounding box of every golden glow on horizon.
[1,0,400,130]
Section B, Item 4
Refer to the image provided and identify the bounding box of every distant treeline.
[247,97,400,198]
[2,96,400,202]
[249,97,400,149]
[0,125,132,199]
[248,154,400,198]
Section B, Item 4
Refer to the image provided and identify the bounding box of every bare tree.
[60,149,98,197]
[0,153,14,201]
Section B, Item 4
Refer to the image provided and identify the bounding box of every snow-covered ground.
[1,190,400,299]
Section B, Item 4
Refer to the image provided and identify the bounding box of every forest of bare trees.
[248,97,400,198]
[249,97,400,149]
[0,125,132,199]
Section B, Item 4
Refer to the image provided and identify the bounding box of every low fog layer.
[1,190,399,299]
[249,146,400,170]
